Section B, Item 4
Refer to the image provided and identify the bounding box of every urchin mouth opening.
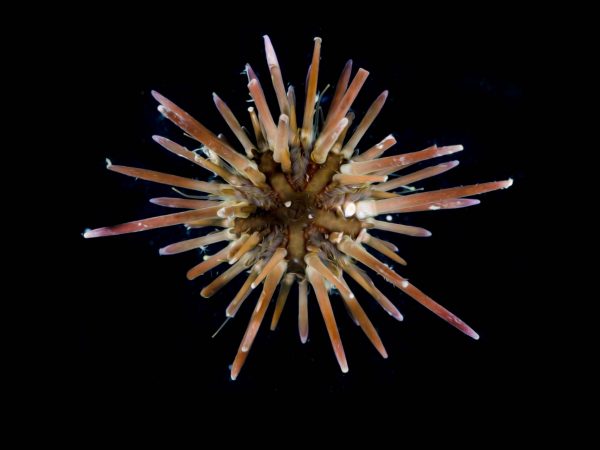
[234,149,365,274]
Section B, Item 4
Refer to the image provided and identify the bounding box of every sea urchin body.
[85,36,512,379]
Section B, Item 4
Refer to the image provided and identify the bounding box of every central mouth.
[231,151,364,274]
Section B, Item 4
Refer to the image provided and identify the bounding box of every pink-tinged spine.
[301,37,322,150]
[356,179,513,218]
[152,90,266,187]
[341,145,463,176]
[313,68,369,159]
[107,163,228,194]
[391,198,481,213]
[374,160,460,192]
[212,93,257,158]
[352,134,397,162]
[298,278,309,343]
[270,273,295,331]
[338,237,479,339]
[325,60,353,129]
[149,197,221,210]
[247,78,278,149]
[159,229,232,255]
[340,258,403,321]
[306,267,349,373]
[84,207,221,238]
[186,244,232,280]
[263,35,290,116]
[366,219,432,237]
[231,260,286,380]
[341,90,388,156]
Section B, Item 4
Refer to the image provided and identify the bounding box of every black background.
[62,14,536,409]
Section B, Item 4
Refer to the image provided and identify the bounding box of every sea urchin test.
[85,36,512,379]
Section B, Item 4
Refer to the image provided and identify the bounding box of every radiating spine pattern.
[85,36,512,379]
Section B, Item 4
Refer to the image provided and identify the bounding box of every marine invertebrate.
[84,36,512,379]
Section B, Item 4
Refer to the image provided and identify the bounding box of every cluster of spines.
[85,36,512,379]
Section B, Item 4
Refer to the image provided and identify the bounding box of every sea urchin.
[84,36,512,379]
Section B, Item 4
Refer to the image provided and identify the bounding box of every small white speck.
[105,158,112,168]
[137,222,142,226]
[344,202,356,217]
[401,280,409,288]
[284,201,292,207]
[386,215,393,221]
[429,205,441,210]
[308,214,314,219]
